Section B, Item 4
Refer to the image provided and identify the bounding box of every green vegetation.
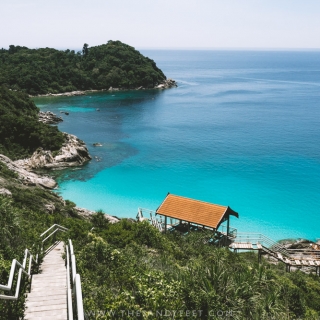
[1,175,320,319]
[0,41,166,95]
[72,224,320,319]
[0,86,64,159]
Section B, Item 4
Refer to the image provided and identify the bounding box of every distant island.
[0,40,176,96]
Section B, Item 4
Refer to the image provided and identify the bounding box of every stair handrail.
[234,232,289,256]
[0,224,67,301]
[66,239,84,320]
[0,248,37,300]
[40,224,68,253]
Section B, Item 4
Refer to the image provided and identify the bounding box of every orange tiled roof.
[156,194,238,229]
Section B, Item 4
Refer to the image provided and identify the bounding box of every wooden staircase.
[25,241,67,320]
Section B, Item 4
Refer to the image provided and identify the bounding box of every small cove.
[34,50,320,241]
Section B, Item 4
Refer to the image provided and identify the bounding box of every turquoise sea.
[34,50,320,241]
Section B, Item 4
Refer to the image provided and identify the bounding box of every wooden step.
[25,241,68,320]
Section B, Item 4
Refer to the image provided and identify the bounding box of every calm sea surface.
[34,50,320,241]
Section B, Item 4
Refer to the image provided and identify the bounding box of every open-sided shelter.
[156,193,239,237]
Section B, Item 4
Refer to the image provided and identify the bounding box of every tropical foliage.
[0,86,64,159]
[0,41,166,95]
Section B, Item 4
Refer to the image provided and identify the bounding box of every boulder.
[155,78,178,89]
[0,188,12,197]
[44,203,55,213]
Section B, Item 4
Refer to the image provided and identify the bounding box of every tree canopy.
[0,86,64,159]
[0,41,166,95]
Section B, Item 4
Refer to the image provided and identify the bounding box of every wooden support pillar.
[226,215,230,238]
[164,216,167,233]
[188,222,190,232]
[224,215,230,247]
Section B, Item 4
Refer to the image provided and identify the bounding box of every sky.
[1,0,320,50]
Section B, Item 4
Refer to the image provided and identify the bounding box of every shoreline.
[1,140,318,243]
[30,79,178,98]
[28,91,319,244]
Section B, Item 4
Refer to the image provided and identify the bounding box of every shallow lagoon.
[35,50,320,241]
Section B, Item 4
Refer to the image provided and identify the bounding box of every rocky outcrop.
[14,133,91,170]
[44,203,56,213]
[31,90,103,98]
[108,87,120,91]
[0,154,57,189]
[75,207,120,224]
[155,78,178,89]
[0,187,12,197]
[283,239,314,250]
[32,91,87,98]
[39,111,63,124]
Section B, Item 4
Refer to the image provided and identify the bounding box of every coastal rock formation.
[31,90,103,97]
[0,154,57,189]
[39,111,63,124]
[108,87,120,91]
[33,91,87,98]
[14,133,91,170]
[155,78,178,89]
[75,207,120,224]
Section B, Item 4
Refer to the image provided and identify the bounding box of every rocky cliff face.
[0,154,57,189]
[14,133,91,170]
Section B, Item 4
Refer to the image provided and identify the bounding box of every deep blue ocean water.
[34,50,320,241]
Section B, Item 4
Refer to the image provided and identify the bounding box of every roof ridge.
[169,193,227,208]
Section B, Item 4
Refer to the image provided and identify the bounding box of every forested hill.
[0,41,167,95]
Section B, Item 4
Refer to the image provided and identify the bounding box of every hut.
[155,193,239,239]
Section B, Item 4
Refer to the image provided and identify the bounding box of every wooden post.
[225,215,230,247]
[226,215,230,238]
[164,216,167,233]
